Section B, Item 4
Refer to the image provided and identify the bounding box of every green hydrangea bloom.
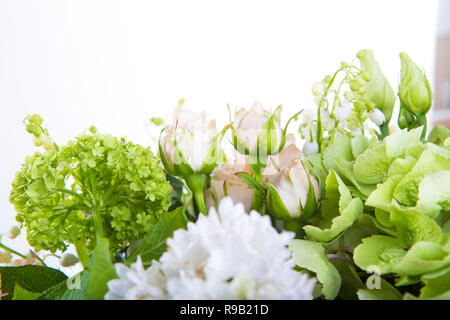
[10,117,172,254]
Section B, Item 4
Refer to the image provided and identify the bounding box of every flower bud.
[302,141,319,156]
[32,135,44,147]
[6,226,20,239]
[354,49,395,123]
[205,162,254,212]
[42,135,53,150]
[335,102,352,122]
[265,163,320,221]
[369,108,385,126]
[398,105,418,129]
[399,52,432,117]
[159,110,219,176]
[232,102,283,156]
[312,82,324,96]
[60,253,79,267]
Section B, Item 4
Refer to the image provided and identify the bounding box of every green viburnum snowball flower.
[10,122,172,254]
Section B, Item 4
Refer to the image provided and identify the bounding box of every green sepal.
[299,172,318,222]
[265,183,292,221]
[158,129,176,176]
[199,125,229,175]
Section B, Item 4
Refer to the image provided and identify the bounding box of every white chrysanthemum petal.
[106,197,316,300]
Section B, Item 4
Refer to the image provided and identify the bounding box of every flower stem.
[0,242,27,259]
[418,113,427,140]
[327,253,356,266]
[185,174,207,216]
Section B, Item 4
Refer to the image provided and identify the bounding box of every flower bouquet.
[1,50,449,300]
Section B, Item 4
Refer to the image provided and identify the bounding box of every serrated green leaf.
[304,197,363,243]
[390,205,443,247]
[365,175,403,211]
[353,235,406,274]
[351,135,369,158]
[387,156,417,177]
[393,145,450,206]
[289,239,341,299]
[384,127,423,159]
[392,241,450,276]
[418,171,450,211]
[323,133,353,171]
[353,144,391,184]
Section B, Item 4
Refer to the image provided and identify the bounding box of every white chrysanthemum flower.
[105,198,316,300]
[105,257,168,300]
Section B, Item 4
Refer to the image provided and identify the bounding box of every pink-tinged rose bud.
[159,110,217,175]
[266,162,320,221]
[205,159,254,212]
[233,102,283,155]
[263,135,302,183]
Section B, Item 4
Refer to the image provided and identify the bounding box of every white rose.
[266,162,320,220]
[160,110,217,174]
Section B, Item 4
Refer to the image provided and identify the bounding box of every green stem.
[418,113,427,140]
[284,220,302,235]
[185,174,207,216]
[379,122,389,139]
[0,242,28,259]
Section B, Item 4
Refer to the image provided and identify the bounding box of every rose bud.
[399,52,432,139]
[265,162,320,226]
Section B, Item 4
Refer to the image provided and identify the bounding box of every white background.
[0,0,439,272]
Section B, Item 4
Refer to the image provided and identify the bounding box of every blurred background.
[0,0,448,273]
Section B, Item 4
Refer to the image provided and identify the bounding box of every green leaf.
[289,239,341,299]
[330,257,365,300]
[393,145,450,206]
[127,207,188,266]
[365,175,403,211]
[387,156,417,177]
[390,204,443,247]
[384,127,423,159]
[304,197,363,243]
[323,133,353,171]
[86,238,117,300]
[166,174,184,211]
[392,241,450,276]
[351,135,369,158]
[0,265,67,300]
[418,171,450,211]
[420,265,450,298]
[357,289,399,300]
[357,278,402,300]
[353,144,390,184]
[353,235,406,274]
[304,170,362,243]
[334,158,375,198]
[12,284,41,300]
